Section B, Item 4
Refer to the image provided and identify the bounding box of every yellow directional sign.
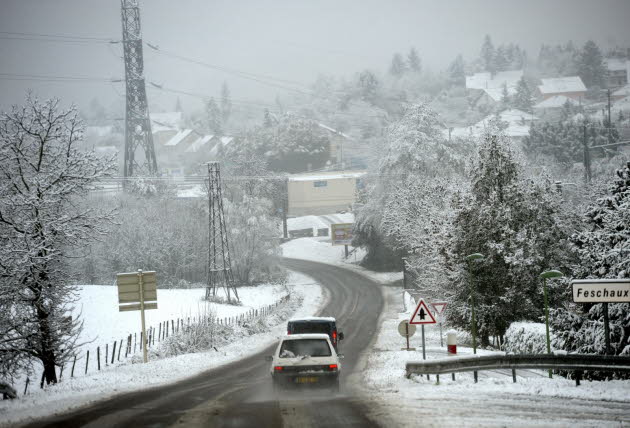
[116,270,157,363]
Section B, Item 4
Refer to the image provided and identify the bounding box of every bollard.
[447,330,457,355]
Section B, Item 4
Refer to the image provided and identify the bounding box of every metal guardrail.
[406,354,630,386]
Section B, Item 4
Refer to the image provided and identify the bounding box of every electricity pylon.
[121,0,158,178]
[206,162,239,302]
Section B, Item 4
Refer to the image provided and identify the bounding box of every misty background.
[2,0,630,112]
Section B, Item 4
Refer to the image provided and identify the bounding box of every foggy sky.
[1,0,630,114]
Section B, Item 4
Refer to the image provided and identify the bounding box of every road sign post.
[571,279,630,355]
[398,320,416,351]
[409,298,437,361]
[430,302,448,347]
[117,270,158,363]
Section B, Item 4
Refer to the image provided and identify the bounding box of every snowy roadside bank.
[361,287,630,427]
[282,236,403,285]
[0,272,325,427]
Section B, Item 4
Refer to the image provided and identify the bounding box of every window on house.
[313,180,328,188]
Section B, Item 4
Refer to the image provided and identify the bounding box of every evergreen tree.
[220,82,232,126]
[407,47,422,72]
[500,82,511,109]
[446,128,573,345]
[205,97,222,135]
[447,54,466,87]
[513,76,534,112]
[357,70,381,103]
[576,40,606,88]
[480,34,495,74]
[551,162,630,364]
[263,108,274,128]
[174,97,183,113]
[493,46,509,72]
[389,53,407,77]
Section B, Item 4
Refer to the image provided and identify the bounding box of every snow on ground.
[0,272,325,427]
[361,287,630,427]
[282,236,403,284]
[286,213,354,233]
[75,283,285,347]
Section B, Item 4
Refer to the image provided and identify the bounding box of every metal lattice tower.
[121,0,158,178]
[206,162,239,302]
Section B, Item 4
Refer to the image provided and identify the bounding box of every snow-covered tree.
[0,96,115,385]
[407,47,422,73]
[205,97,223,135]
[576,40,606,88]
[513,76,534,112]
[500,83,511,109]
[551,162,630,362]
[493,46,509,72]
[389,53,407,77]
[220,82,232,126]
[480,35,495,73]
[354,103,472,269]
[446,128,575,346]
[448,54,466,87]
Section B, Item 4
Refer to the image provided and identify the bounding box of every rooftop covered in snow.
[538,76,586,95]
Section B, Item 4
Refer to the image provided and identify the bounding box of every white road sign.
[398,320,417,338]
[409,298,437,325]
[431,302,448,315]
[572,279,630,303]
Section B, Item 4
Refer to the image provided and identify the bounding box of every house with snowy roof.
[466,70,524,107]
[606,58,629,88]
[611,84,630,102]
[317,123,353,167]
[448,108,538,141]
[538,76,586,101]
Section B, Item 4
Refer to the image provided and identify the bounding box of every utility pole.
[206,162,239,302]
[582,124,591,183]
[121,0,158,179]
[282,177,288,239]
[607,88,612,145]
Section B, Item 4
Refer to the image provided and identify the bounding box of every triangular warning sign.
[409,298,437,325]
[431,302,448,315]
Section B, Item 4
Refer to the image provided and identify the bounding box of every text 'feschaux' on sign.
[571,279,630,303]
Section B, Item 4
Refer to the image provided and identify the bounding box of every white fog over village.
[1,1,630,427]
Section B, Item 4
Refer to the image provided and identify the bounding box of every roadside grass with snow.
[362,288,630,427]
[75,282,287,347]
[0,272,324,427]
[283,232,630,427]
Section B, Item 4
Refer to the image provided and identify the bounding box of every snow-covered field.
[0,272,325,427]
[75,283,287,347]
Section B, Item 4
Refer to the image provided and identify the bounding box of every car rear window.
[290,322,332,335]
[279,339,332,358]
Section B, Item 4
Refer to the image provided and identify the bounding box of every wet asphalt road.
[25,258,384,428]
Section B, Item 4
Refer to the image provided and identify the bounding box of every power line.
[0,31,114,41]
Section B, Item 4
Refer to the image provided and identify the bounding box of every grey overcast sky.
[1,0,630,113]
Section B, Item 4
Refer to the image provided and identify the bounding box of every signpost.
[409,298,437,360]
[331,223,353,258]
[430,302,448,347]
[572,279,630,355]
[398,320,417,351]
[117,270,158,363]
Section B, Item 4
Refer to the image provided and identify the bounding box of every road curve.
[24,258,384,428]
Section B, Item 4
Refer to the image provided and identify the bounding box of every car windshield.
[279,339,332,358]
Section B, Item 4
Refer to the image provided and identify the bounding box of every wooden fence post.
[117,339,123,361]
[158,323,162,342]
[59,364,64,381]
[105,343,108,366]
[23,377,30,396]
[71,355,77,378]
[97,346,101,371]
[111,341,117,364]
[85,350,90,374]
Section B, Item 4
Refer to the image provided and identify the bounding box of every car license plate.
[295,376,318,384]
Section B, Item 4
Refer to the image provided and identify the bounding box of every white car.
[268,333,342,392]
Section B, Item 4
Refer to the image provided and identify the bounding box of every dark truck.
[287,317,344,350]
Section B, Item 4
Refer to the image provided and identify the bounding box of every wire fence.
[23,293,291,395]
